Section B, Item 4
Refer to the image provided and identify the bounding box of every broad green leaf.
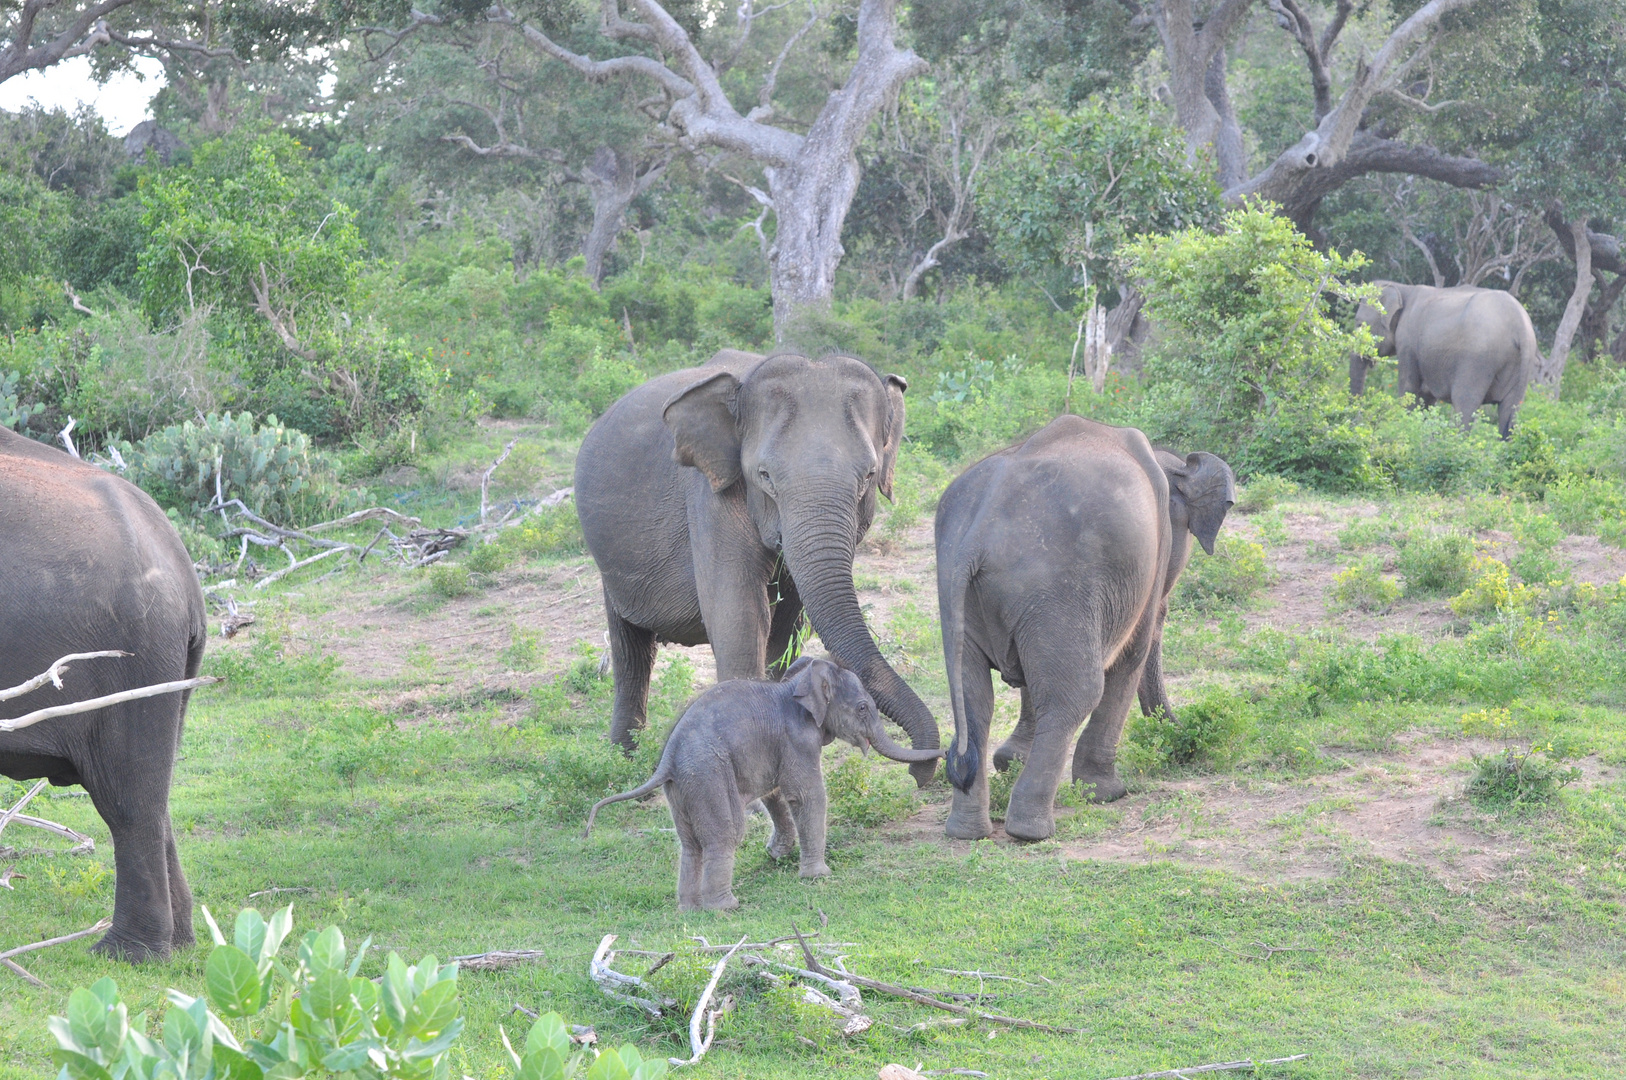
[408,955,439,995]
[630,1052,667,1080]
[403,979,458,1039]
[349,976,379,1015]
[585,1048,631,1080]
[298,926,345,974]
[66,988,108,1052]
[263,906,294,961]
[319,1040,375,1073]
[517,1047,567,1080]
[302,969,351,1022]
[51,1050,113,1080]
[163,992,241,1051]
[346,937,371,979]
[211,1045,265,1080]
[380,953,412,1030]
[523,1013,570,1060]
[47,1016,86,1055]
[499,1026,522,1073]
[233,910,268,965]
[87,978,121,1011]
[400,1019,462,1062]
[199,906,228,948]
[206,945,263,1017]
[161,1006,202,1061]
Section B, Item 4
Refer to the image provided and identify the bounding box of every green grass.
[4,466,1626,1079]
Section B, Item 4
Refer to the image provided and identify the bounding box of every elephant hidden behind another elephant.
[574,348,941,785]
[936,416,1235,842]
[585,657,940,910]
[1352,281,1539,438]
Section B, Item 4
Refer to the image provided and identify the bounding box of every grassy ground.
[3,423,1625,1079]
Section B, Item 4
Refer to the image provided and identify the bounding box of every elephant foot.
[1072,770,1128,804]
[909,758,939,789]
[944,797,993,841]
[992,741,1027,773]
[700,893,740,911]
[91,932,171,964]
[799,861,831,879]
[766,831,796,859]
[1003,799,1056,842]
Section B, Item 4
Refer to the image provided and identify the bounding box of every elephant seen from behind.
[1352,281,1538,438]
[574,349,940,784]
[936,416,1235,842]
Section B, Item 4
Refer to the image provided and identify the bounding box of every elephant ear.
[1164,452,1237,557]
[877,374,907,501]
[663,371,743,493]
[1385,289,1407,338]
[788,658,836,726]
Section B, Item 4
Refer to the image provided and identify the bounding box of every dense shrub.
[1173,537,1270,612]
[120,411,333,523]
[1397,532,1475,596]
[1467,744,1581,810]
[1232,474,1299,514]
[1124,688,1254,770]
[1330,558,1403,612]
[826,752,919,826]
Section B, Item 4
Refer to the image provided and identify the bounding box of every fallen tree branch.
[0,652,130,703]
[670,935,747,1068]
[1097,1055,1309,1080]
[0,677,220,732]
[0,780,48,836]
[0,917,113,986]
[252,545,347,591]
[480,439,518,526]
[589,934,674,1017]
[304,507,423,534]
[451,948,547,971]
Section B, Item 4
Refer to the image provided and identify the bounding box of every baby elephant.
[585,656,941,910]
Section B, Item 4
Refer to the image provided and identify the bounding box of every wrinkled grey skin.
[991,447,1236,778]
[1352,282,1538,438]
[584,657,940,910]
[0,427,206,960]
[574,349,940,785]
[936,416,1235,841]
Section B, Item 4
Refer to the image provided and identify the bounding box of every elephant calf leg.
[992,688,1036,772]
[760,791,797,859]
[786,785,830,879]
[697,847,741,910]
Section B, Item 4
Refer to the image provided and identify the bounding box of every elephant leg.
[992,688,1036,772]
[761,790,797,859]
[687,785,745,909]
[786,782,830,878]
[1137,626,1174,721]
[605,598,659,751]
[84,779,176,962]
[944,658,997,841]
[1006,660,1104,842]
[763,571,805,680]
[1497,397,1518,439]
[1071,642,1153,805]
[166,818,195,949]
[693,536,775,683]
[675,831,704,911]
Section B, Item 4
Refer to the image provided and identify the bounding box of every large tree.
[381,0,926,337]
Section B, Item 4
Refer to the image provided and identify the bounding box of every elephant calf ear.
[789,658,835,725]
[663,371,743,493]
[877,374,908,501]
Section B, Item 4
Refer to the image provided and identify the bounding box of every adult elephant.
[1351,282,1538,438]
[991,448,1236,778]
[574,350,940,783]
[936,416,1234,841]
[0,427,206,960]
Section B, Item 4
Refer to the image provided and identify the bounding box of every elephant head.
[1351,282,1404,394]
[786,656,942,762]
[1160,451,1236,555]
[662,352,940,777]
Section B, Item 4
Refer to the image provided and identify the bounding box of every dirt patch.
[1558,534,1626,586]
[883,739,1615,891]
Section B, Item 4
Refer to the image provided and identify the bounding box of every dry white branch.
[480,439,519,526]
[0,779,48,836]
[1098,1055,1308,1080]
[58,415,78,458]
[305,507,423,534]
[0,916,112,986]
[253,546,347,591]
[0,677,219,732]
[452,948,547,971]
[669,935,748,1067]
[0,652,130,703]
[589,934,674,1016]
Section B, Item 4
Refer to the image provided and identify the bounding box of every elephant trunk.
[869,726,944,763]
[1349,352,1370,395]
[779,492,940,785]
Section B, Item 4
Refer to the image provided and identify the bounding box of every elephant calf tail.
[584,769,669,838]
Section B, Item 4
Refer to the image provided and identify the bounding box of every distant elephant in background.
[1351,281,1538,438]
[0,426,207,961]
[991,447,1237,776]
[574,349,940,785]
[585,656,940,910]
[937,416,1235,841]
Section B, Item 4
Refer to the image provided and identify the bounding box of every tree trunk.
[580,146,639,286]
[766,154,860,332]
[1538,217,1592,387]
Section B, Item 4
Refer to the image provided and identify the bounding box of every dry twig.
[452,949,547,971]
[0,917,112,987]
[0,652,130,703]
[669,935,747,1068]
[480,439,518,526]
[1097,1055,1308,1080]
[589,934,674,1017]
[1,676,220,732]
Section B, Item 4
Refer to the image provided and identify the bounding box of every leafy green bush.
[1232,474,1299,515]
[1330,558,1403,612]
[1374,407,1501,493]
[1124,689,1254,770]
[826,752,919,826]
[1,367,42,429]
[502,503,585,560]
[464,539,508,575]
[428,563,473,598]
[47,906,664,1080]
[528,736,655,823]
[1466,744,1582,810]
[122,411,331,523]
[1173,537,1270,612]
[1397,532,1475,596]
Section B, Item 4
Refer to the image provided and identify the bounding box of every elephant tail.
[584,766,670,838]
[938,550,979,795]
